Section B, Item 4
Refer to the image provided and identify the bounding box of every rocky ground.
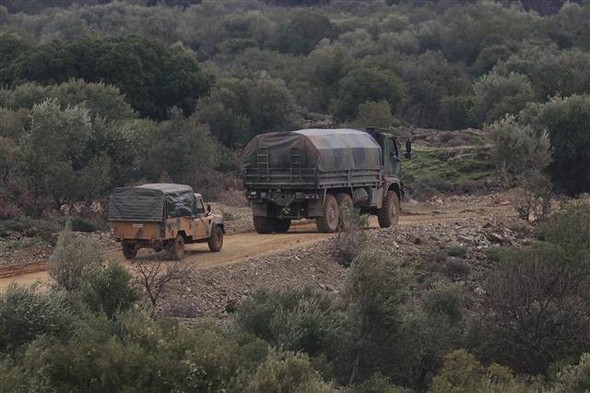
[158,192,536,319]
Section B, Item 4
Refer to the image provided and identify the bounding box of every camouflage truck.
[241,128,410,233]
[108,183,224,259]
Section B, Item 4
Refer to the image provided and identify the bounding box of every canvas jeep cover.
[108,183,194,222]
[242,129,382,173]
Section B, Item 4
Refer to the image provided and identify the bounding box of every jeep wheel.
[316,194,340,233]
[167,235,185,260]
[273,218,291,233]
[378,191,400,228]
[208,226,224,252]
[336,193,354,229]
[253,216,273,234]
[122,242,137,260]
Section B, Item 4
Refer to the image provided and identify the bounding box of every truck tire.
[378,191,400,228]
[273,218,291,233]
[336,193,354,229]
[253,216,274,234]
[208,226,224,252]
[316,194,340,233]
[167,234,185,260]
[122,242,137,259]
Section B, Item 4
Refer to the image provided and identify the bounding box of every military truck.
[241,128,410,233]
[108,183,224,260]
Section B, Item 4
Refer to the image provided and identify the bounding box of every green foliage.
[9,312,262,392]
[49,222,102,291]
[487,115,552,186]
[472,72,535,125]
[197,76,301,147]
[521,95,590,195]
[351,100,398,129]
[431,349,527,393]
[0,80,136,120]
[81,260,139,319]
[334,68,404,122]
[345,373,401,393]
[444,246,467,258]
[479,242,590,374]
[0,284,73,354]
[554,353,590,393]
[139,110,220,183]
[398,51,473,129]
[8,36,211,120]
[271,11,334,55]
[243,350,332,393]
[234,287,343,358]
[536,202,590,261]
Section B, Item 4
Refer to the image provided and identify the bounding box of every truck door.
[192,195,210,239]
[386,137,401,178]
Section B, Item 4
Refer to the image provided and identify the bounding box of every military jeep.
[108,183,224,260]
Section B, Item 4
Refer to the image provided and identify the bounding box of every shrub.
[345,373,401,393]
[444,246,467,258]
[81,260,139,319]
[333,207,368,267]
[431,349,527,393]
[554,353,590,393]
[243,350,332,393]
[69,216,107,233]
[536,202,590,261]
[480,245,590,374]
[0,284,73,354]
[49,222,102,291]
[234,287,343,358]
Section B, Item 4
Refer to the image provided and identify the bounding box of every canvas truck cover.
[242,129,382,173]
[108,183,194,222]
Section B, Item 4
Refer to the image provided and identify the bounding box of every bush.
[536,202,590,261]
[431,349,527,393]
[234,287,343,358]
[479,244,590,374]
[69,216,107,233]
[444,246,467,258]
[49,222,102,291]
[243,350,332,393]
[0,284,73,354]
[0,217,61,243]
[333,208,368,267]
[554,353,590,393]
[81,260,139,319]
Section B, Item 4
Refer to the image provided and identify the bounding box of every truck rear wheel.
[378,191,400,228]
[167,234,185,260]
[122,242,137,259]
[336,193,354,229]
[273,218,291,233]
[208,226,224,252]
[316,194,340,233]
[253,216,273,234]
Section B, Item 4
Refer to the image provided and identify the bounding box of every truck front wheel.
[208,226,224,252]
[316,194,340,233]
[378,191,400,228]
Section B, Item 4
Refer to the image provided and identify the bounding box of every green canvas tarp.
[242,128,382,173]
[108,183,194,222]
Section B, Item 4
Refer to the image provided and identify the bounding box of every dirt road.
[0,202,509,292]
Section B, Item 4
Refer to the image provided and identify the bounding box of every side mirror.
[404,140,412,159]
[206,204,212,214]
